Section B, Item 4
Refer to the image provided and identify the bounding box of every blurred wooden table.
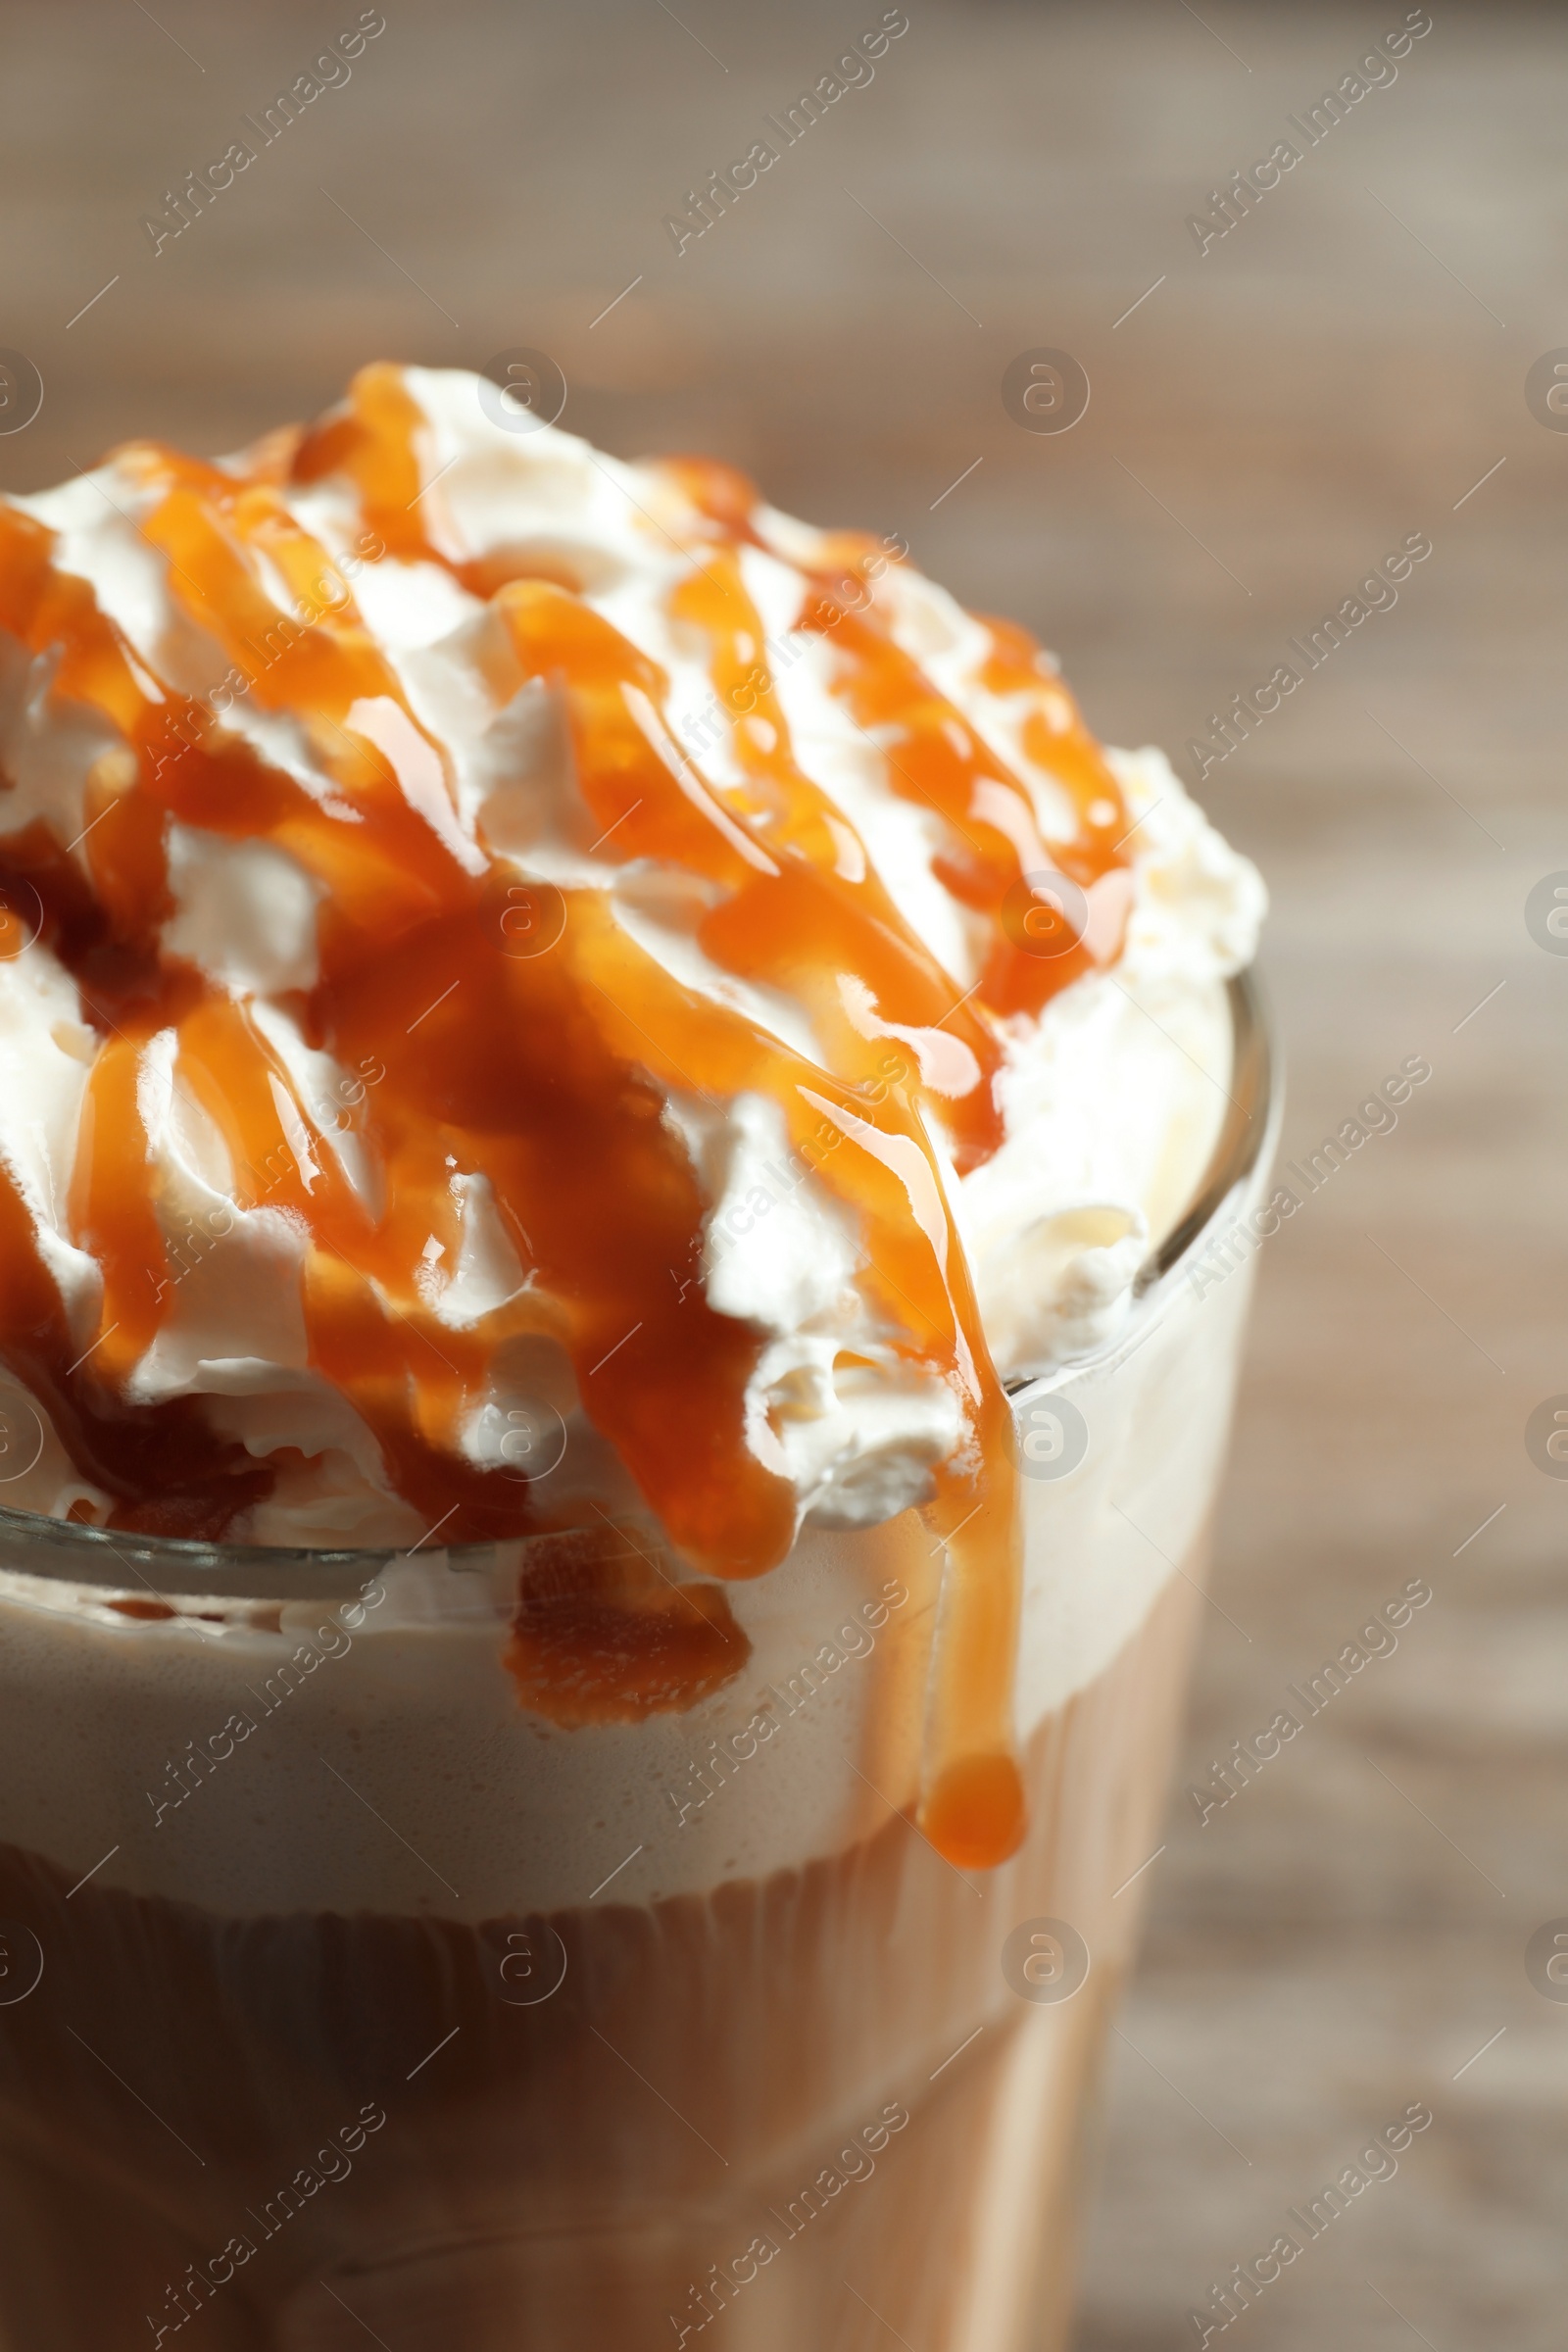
[3,3,1565,2343]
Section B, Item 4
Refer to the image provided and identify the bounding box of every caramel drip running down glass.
[0,368,1271,2348]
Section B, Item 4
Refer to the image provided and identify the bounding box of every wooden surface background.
[3,3,1565,2343]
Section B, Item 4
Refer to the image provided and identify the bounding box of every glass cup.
[0,977,1276,2352]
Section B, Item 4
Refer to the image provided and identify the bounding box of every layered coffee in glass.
[0,366,1270,2350]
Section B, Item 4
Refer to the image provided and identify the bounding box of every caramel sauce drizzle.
[0,366,1132,1866]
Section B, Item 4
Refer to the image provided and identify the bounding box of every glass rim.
[1137,963,1276,1293]
[0,970,1277,1593]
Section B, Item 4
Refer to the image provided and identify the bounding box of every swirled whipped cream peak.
[0,363,1261,1863]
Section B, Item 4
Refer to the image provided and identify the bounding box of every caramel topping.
[506,1525,751,1728]
[0,366,1134,1865]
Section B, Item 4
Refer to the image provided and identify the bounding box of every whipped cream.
[0,367,1261,1552]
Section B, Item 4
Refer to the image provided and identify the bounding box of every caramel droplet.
[921,1750,1027,1872]
[505,1526,751,1726]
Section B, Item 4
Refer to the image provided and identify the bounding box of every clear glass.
[0,977,1276,2352]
